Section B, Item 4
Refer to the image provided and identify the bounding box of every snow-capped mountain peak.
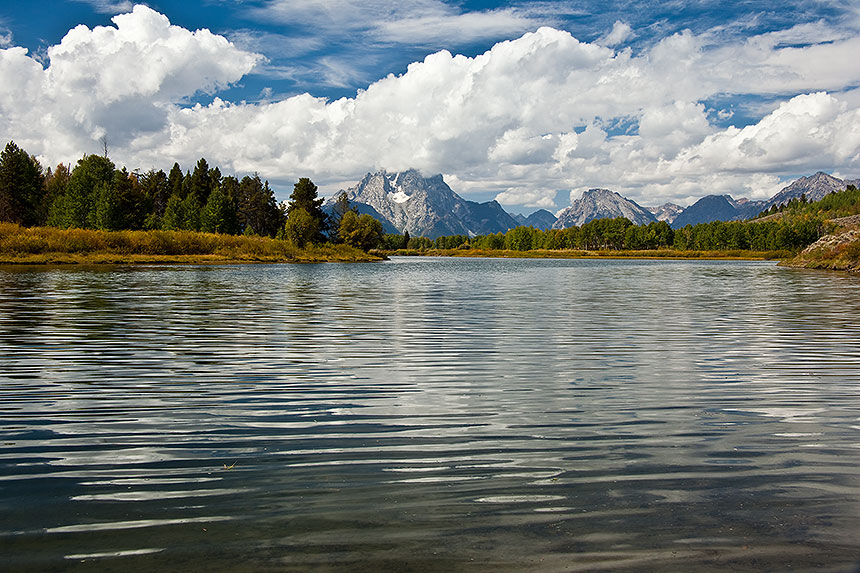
[328,169,518,238]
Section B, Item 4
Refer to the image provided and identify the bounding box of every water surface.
[1,258,859,571]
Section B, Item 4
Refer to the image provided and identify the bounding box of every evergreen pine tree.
[140,169,170,218]
[188,158,213,206]
[168,163,185,198]
[0,141,45,226]
[327,191,355,242]
[238,174,282,236]
[161,193,184,231]
[287,178,327,243]
[61,154,115,229]
[180,194,201,231]
[201,179,239,234]
[43,163,70,226]
[94,180,120,230]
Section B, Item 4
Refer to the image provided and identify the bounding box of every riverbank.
[780,215,860,272]
[0,223,381,264]
[781,229,860,271]
[377,247,790,260]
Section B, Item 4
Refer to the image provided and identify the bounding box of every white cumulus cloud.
[0,5,261,164]
[598,21,633,46]
[668,93,860,174]
[495,186,558,209]
[2,5,860,211]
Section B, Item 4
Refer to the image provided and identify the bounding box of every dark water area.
[1,257,859,571]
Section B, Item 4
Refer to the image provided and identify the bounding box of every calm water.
[1,257,859,571]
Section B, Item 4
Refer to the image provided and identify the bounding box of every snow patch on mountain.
[389,190,411,204]
[648,203,684,224]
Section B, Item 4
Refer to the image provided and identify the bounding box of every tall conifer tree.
[0,141,45,226]
[287,177,327,243]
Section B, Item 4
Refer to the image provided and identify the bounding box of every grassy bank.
[781,216,860,272]
[0,223,380,264]
[378,247,790,260]
[781,230,860,272]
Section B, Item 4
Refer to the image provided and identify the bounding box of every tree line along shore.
[1,139,859,267]
[0,140,385,263]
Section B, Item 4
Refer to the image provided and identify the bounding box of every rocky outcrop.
[782,228,860,271]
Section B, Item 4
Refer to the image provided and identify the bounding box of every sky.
[1,1,860,212]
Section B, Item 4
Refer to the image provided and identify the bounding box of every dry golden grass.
[0,223,380,264]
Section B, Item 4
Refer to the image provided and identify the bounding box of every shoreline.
[376,247,789,261]
[0,252,382,265]
[5,223,859,269]
[0,247,785,266]
[0,223,382,265]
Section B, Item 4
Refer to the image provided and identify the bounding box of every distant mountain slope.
[670,195,766,228]
[733,197,768,219]
[455,198,519,236]
[552,189,656,229]
[671,195,742,228]
[521,209,557,230]
[673,172,860,228]
[765,172,860,211]
[648,203,684,224]
[348,202,400,234]
[329,170,518,238]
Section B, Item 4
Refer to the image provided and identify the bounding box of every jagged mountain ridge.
[648,203,684,224]
[329,169,518,238]
[552,189,657,229]
[764,172,860,211]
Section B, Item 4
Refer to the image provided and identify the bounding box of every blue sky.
[2,1,860,210]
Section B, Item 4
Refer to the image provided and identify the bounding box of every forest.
[0,141,383,252]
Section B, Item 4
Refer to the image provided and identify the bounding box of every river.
[1,257,859,571]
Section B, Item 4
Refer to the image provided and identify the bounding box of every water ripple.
[2,259,860,570]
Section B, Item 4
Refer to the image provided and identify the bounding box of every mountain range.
[327,169,860,238]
